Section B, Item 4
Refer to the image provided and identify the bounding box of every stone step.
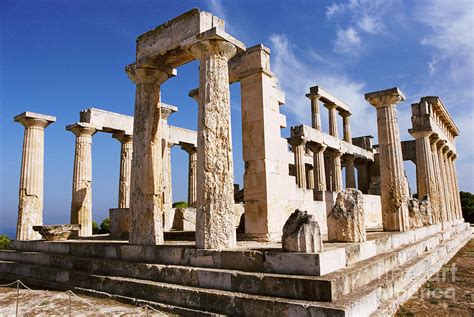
[0,223,460,302]
[8,222,468,278]
[1,225,470,316]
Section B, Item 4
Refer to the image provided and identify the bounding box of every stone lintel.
[308,86,351,113]
[364,87,405,107]
[196,27,246,53]
[80,108,134,135]
[421,96,460,136]
[169,126,197,147]
[14,112,56,125]
[401,140,417,163]
[66,122,96,132]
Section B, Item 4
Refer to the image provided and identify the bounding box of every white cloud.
[326,3,345,18]
[268,34,375,138]
[357,15,380,34]
[334,27,361,55]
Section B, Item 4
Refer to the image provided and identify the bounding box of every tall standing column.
[290,138,307,189]
[330,150,343,192]
[430,137,445,224]
[14,112,56,240]
[191,39,238,249]
[446,152,457,220]
[450,155,462,219]
[436,141,450,224]
[365,87,410,232]
[307,94,322,130]
[345,154,356,188]
[160,106,176,215]
[308,143,326,200]
[112,132,133,208]
[356,160,370,194]
[67,123,97,237]
[327,103,338,138]
[341,112,352,143]
[125,63,175,245]
[182,144,197,208]
[441,146,454,222]
[410,130,439,217]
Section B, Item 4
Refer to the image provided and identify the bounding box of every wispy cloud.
[334,27,361,55]
[268,34,375,138]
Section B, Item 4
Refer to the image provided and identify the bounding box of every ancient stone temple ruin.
[2,9,470,316]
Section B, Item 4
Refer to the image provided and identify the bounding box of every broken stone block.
[328,188,366,242]
[172,208,196,231]
[409,195,433,228]
[33,224,80,241]
[282,209,323,253]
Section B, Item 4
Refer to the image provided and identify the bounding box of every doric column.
[191,39,238,249]
[341,112,352,144]
[446,152,457,220]
[330,150,343,192]
[441,146,454,222]
[324,154,333,191]
[67,123,97,237]
[125,63,175,245]
[410,130,440,218]
[289,138,307,189]
[365,87,410,232]
[435,140,450,224]
[182,144,197,208]
[112,132,133,209]
[160,106,176,215]
[430,137,445,224]
[344,154,356,188]
[450,154,462,219]
[14,112,56,240]
[327,103,338,138]
[307,94,322,130]
[308,144,327,200]
[356,160,370,194]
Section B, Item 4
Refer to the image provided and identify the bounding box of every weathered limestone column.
[450,154,462,219]
[365,87,410,231]
[324,154,333,191]
[308,143,326,200]
[330,150,343,192]
[435,140,450,224]
[409,130,439,219]
[341,112,352,144]
[113,132,133,208]
[441,145,454,222]
[182,144,197,208]
[67,123,97,237]
[125,63,175,245]
[161,106,176,214]
[14,112,56,240]
[430,137,445,224]
[307,94,322,130]
[290,138,307,189]
[307,165,314,190]
[327,103,338,138]
[446,151,457,220]
[191,39,238,249]
[356,160,370,194]
[344,155,356,188]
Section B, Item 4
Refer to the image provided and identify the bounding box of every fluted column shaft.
[327,103,338,138]
[365,88,409,231]
[113,133,133,208]
[182,145,197,208]
[331,151,343,192]
[342,113,352,144]
[450,156,462,219]
[446,152,457,220]
[345,155,356,188]
[15,114,55,240]
[436,141,450,224]
[191,40,237,249]
[69,123,96,237]
[308,144,326,200]
[291,139,307,189]
[430,139,445,223]
[125,63,174,245]
[310,95,322,130]
[356,161,370,194]
[307,166,314,190]
[442,148,454,222]
[410,130,440,218]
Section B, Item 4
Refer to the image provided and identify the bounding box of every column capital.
[188,88,199,102]
[180,142,197,155]
[160,104,178,120]
[66,123,97,137]
[343,153,355,161]
[307,142,327,153]
[305,93,320,101]
[409,129,433,139]
[14,111,56,129]
[125,63,176,85]
[340,110,351,118]
[325,102,338,110]
[112,131,133,144]
[329,149,343,158]
[364,87,405,109]
[190,39,237,61]
[288,137,307,147]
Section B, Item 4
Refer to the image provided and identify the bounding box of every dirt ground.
[396,238,474,316]
[0,282,168,316]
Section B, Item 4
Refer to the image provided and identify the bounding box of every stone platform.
[0,221,471,316]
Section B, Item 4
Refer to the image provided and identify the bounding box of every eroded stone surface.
[282,209,323,253]
[328,188,366,242]
[33,224,80,241]
[408,195,433,229]
[172,208,196,231]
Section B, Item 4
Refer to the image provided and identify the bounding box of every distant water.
[0,227,16,239]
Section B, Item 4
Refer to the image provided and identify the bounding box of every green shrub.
[0,235,10,249]
[172,201,188,208]
[99,218,110,234]
[92,220,99,234]
[460,191,474,223]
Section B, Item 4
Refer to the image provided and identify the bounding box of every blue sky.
[1,0,473,237]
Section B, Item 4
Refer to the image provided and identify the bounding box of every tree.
[460,191,474,224]
[0,235,10,249]
[92,220,99,234]
[172,201,188,208]
[99,218,110,234]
